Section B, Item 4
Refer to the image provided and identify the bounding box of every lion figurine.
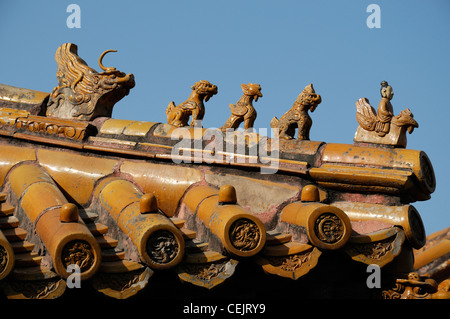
[270,83,322,140]
[166,80,218,127]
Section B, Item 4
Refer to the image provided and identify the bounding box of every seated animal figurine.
[166,80,218,127]
[270,83,321,140]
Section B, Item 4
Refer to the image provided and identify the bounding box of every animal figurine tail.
[166,101,175,122]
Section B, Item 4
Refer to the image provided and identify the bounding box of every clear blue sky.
[1,0,449,235]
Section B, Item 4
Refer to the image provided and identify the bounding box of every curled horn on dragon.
[46,43,135,121]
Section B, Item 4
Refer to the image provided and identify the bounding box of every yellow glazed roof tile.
[122,121,157,136]
[99,119,136,135]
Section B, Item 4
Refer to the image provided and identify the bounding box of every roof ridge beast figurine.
[354,81,418,147]
[270,83,322,140]
[46,43,135,121]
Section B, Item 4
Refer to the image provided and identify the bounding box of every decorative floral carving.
[314,213,344,244]
[184,262,226,281]
[146,230,179,264]
[382,272,439,299]
[15,115,91,141]
[346,237,393,260]
[8,278,63,299]
[266,251,312,272]
[92,269,147,291]
[62,240,94,272]
[229,218,261,252]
